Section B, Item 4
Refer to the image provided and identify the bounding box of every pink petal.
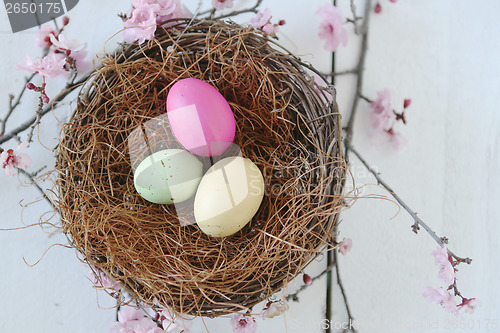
[0,151,7,165]
[4,165,16,176]
[15,153,32,170]
[118,306,144,323]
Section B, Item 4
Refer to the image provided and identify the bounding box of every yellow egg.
[133,149,203,204]
[194,156,265,237]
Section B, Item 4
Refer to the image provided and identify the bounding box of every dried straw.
[55,19,346,316]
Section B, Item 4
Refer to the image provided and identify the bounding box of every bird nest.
[55,19,346,317]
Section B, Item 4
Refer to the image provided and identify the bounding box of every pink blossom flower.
[456,298,481,315]
[0,142,32,176]
[432,244,448,264]
[230,314,257,333]
[71,49,91,73]
[110,317,163,333]
[262,301,288,319]
[133,0,178,22]
[250,8,279,36]
[422,286,457,313]
[17,53,67,78]
[49,33,86,53]
[123,5,158,44]
[110,306,164,333]
[88,266,121,291]
[212,0,233,10]
[118,306,144,323]
[375,2,382,13]
[338,237,353,255]
[389,0,397,3]
[36,24,58,49]
[160,308,193,333]
[370,89,394,131]
[316,4,348,52]
[250,8,272,29]
[432,245,456,285]
[166,1,191,22]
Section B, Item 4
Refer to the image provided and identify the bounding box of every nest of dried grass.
[55,19,346,316]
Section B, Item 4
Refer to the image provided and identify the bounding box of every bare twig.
[324,68,359,77]
[1,73,36,135]
[347,143,471,264]
[0,75,88,145]
[66,64,78,88]
[334,251,356,333]
[287,260,336,302]
[344,0,372,156]
[349,0,363,34]
[359,94,371,103]
[213,0,263,20]
[26,95,45,144]
[287,253,356,332]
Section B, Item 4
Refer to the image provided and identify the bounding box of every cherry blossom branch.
[347,143,472,264]
[213,0,263,20]
[0,75,88,145]
[0,73,36,136]
[324,68,359,77]
[348,0,363,34]
[287,261,336,302]
[286,252,357,332]
[343,0,372,156]
[26,95,45,144]
[333,251,356,333]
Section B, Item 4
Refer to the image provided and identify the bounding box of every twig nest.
[56,19,345,316]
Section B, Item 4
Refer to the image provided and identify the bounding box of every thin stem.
[0,75,88,145]
[213,0,263,20]
[349,0,363,34]
[348,143,471,264]
[324,68,359,77]
[26,94,45,144]
[286,260,337,302]
[344,0,372,156]
[334,251,356,333]
[1,73,36,135]
[359,94,371,103]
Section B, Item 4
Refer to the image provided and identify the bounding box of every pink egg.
[166,78,236,157]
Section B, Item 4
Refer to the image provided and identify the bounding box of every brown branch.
[286,260,337,302]
[347,143,471,264]
[344,0,372,156]
[334,251,356,333]
[1,73,37,135]
[0,75,88,145]
[324,68,359,77]
[213,0,263,20]
[286,252,356,332]
[348,0,363,34]
[26,95,45,144]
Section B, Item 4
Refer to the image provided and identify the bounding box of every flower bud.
[403,98,412,108]
[26,82,37,91]
[303,274,312,286]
